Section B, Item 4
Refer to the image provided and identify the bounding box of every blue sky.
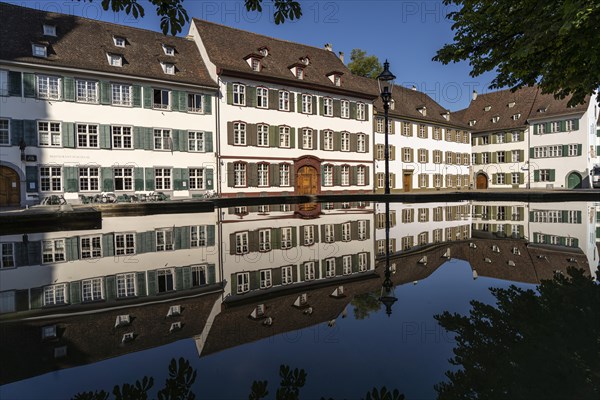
[11,0,499,110]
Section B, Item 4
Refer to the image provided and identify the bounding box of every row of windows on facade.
[472,222,526,238]
[0,227,215,268]
[227,83,368,120]
[375,145,471,165]
[375,205,472,227]
[228,123,369,152]
[529,210,583,224]
[472,205,525,221]
[231,221,369,254]
[533,119,579,134]
[472,150,526,164]
[375,224,471,255]
[227,163,369,188]
[374,173,471,189]
[30,166,213,193]
[235,253,370,294]
[529,144,583,159]
[227,202,370,215]
[374,117,470,143]
[1,119,212,152]
[0,71,211,113]
[472,131,525,146]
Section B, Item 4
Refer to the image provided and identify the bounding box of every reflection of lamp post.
[377,61,398,316]
[19,139,26,161]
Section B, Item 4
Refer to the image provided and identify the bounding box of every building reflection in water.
[0,201,597,384]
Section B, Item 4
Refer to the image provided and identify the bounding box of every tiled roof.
[192,18,378,99]
[528,90,590,121]
[0,3,217,88]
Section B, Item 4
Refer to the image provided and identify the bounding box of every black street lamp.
[376,60,397,316]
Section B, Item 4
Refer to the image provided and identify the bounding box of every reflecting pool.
[0,200,598,399]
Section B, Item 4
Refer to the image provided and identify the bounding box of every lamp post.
[376,61,397,315]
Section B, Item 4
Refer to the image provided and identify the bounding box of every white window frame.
[304,262,316,281]
[153,88,170,110]
[279,126,290,148]
[154,168,172,190]
[234,163,246,187]
[44,284,67,306]
[111,83,132,106]
[80,235,102,259]
[341,165,350,186]
[257,124,269,147]
[279,90,290,111]
[113,37,126,47]
[323,97,333,116]
[279,164,291,187]
[282,266,293,284]
[189,168,205,190]
[37,121,61,147]
[302,128,313,149]
[1,243,15,268]
[236,232,249,254]
[260,269,272,288]
[116,273,136,297]
[78,167,100,192]
[324,130,334,150]
[323,165,333,186]
[357,134,366,153]
[40,166,62,192]
[42,239,66,263]
[342,222,351,241]
[187,93,203,113]
[37,75,60,99]
[358,253,368,271]
[115,233,135,255]
[113,167,133,191]
[357,166,366,186]
[325,258,336,278]
[357,102,366,120]
[303,225,315,246]
[257,164,269,187]
[82,278,104,302]
[281,227,292,249]
[341,132,350,151]
[156,228,174,251]
[154,128,172,150]
[256,87,268,108]
[77,123,99,148]
[341,100,350,118]
[32,44,47,58]
[188,131,205,152]
[108,53,123,67]
[76,79,98,103]
[343,255,352,275]
[237,272,250,293]
[190,225,207,247]
[301,94,312,114]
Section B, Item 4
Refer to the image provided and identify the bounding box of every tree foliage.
[434,267,600,400]
[434,0,600,106]
[351,291,382,320]
[85,0,302,35]
[347,49,383,79]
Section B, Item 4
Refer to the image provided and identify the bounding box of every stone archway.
[0,166,20,207]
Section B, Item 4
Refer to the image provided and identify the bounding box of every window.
[255,163,268,187]
[153,89,170,110]
[190,226,207,247]
[496,174,505,184]
[324,224,334,243]
[481,136,489,145]
[342,223,351,241]
[341,100,350,118]
[32,44,47,57]
[231,83,245,106]
[497,151,505,163]
[325,258,336,278]
[375,145,385,160]
[550,121,560,132]
[183,131,204,153]
[76,124,99,148]
[273,164,289,187]
[419,174,428,188]
[108,54,122,67]
[323,130,333,150]
[358,253,368,272]
[539,169,553,182]
[235,232,249,254]
[257,87,268,108]
[281,227,292,249]
[82,278,103,302]
[251,58,261,72]
[302,128,313,149]
[301,94,312,114]
[341,132,350,151]
[187,93,203,113]
[433,127,441,140]
[37,75,60,99]
[279,91,290,111]
[376,118,384,133]
[114,37,125,47]
[114,167,133,191]
[163,45,175,56]
[565,120,574,131]
[303,225,315,245]
[418,149,427,163]
[418,125,426,138]
[161,63,175,75]
[237,272,250,293]
[304,262,316,280]
[76,79,98,103]
[1,243,14,268]
[282,266,293,284]
[296,67,304,79]
[233,122,246,146]
[403,147,412,163]
[248,125,266,149]
[259,269,272,288]
[155,168,171,190]
[402,236,414,250]
[567,144,578,156]
[106,126,131,150]
[111,83,131,106]
[115,273,136,298]
[44,284,67,306]
[323,165,333,186]
[279,126,290,148]
[234,162,246,187]
[482,153,489,164]
[191,265,207,286]
[324,97,333,116]
[472,153,477,165]
[157,269,175,292]
[40,166,62,192]
[497,133,505,143]
[0,71,7,97]
[38,121,61,147]
[341,165,350,186]
[154,129,171,150]
[78,167,99,192]
[511,172,520,185]
[156,228,174,252]
[402,122,411,136]
[43,24,56,36]
[115,233,135,255]
[357,166,366,186]
[188,168,205,190]
[356,133,366,153]
[357,103,366,120]
[334,75,341,86]
[80,236,102,259]
[42,239,65,263]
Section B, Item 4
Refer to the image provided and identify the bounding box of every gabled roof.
[528,90,590,121]
[0,3,217,88]
[192,18,378,99]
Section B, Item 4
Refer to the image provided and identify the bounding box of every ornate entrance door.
[476,173,488,189]
[0,166,20,207]
[296,166,318,195]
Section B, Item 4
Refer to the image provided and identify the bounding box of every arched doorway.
[296,166,318,195]
[0,166,20,207]
[476,173,488,189]
[567,172,582,189]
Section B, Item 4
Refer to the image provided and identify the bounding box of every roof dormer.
[326,71,343,86]
[113,36,126,47]
[508,101,516,108]
[484,105,492,112]
[538,106,548,113]
[300,56,310,66]
[258,47,269,57]
[417,105,427,116]
[162,44,175,56]
[107,53,122,67]
[244,54,263,72]
[43,24,56,37]
[512,113,521,120]
[492,116,500,123]
[468,120,477,126]
[32,43,47,58]
[442,111,450,121]
[161,62,175,75]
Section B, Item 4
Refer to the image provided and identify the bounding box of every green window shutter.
[491,134,497,144]
[174,227,190,249]
[290,127,295,148]
[23,120,37,146]
[226,82,233,105]
[104,276,116,300]
[133,126,144,149]
[269,125,279,147]
[534,124,540,135]
[207,225,216,247]
[205,132,213,152]
[10,119,23,146]
[207,264,216,284]
[99,125,111,149]
[248,163,258,187]
[559,120,566,132]
[175,267,184,290]
[519,173,524,184]
[534,170,540,182]
[62,77,75,101]
[143,86,152,108]
[504,173,511,183]
[269,89,279,109]
[351,166,358,185]
[227,163,234,188]
[491,152,497,163]
[182,266,191,289]
[66,237,79,261]
[173,168,183,190]
[227,121,234,145]
[64,167,78,192]
[27,241,42,266]
[333,131,341,151]
[247,86,256,107]
[179,129,187,152]
[102,234,114,257]
[136,272,147,296]
[62,122,75,148]
[132,85,142,107]
[577,211,582,224]
[135,232,148,254]
[549,169,555,181]
[100,81,111,104]
[319,97,325,115]
[25,166,38,192]
[145,168,155,190]
[562,144,569,156]
[520,150,525,161]
[134,167,144,190]
[350,102,357,119]
[171,90,180,111]
[333,166,341,186]
[179,91,187,112]
[70,282,81,304]
[269,164,280,187]
[171,129,180,151]
[289,91,295,112]
[530,148,535,158]
[333,99,341,117]
[147,270,157,296]
[492,173,497,184]
[8,71,22,97]
[203,94,212,114]
[365,166,370,186]
[518,131,524,141]
[23,73,35,98]
[577,144,582,156]
[102,167,114,191]
[206,168,214,190]
[296,93,302,111]
[312,95,318,114]
[572,119,579,130]
[144,127,153,150]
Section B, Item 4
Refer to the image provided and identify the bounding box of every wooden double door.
[0,166,20,206]
[296,166,318,195]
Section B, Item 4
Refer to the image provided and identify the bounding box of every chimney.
[338,51,344,63]
[472,90,478,101]
[324,43,333,52]
[411,85,417,91]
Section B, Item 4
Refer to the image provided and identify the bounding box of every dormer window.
[114,37,126,47]
[259,47,269,57]
[468,120,477,126]
[251,58,261,72]
[43,24,56,36]
[107,53,122,67]
[301,57,310,66]
[484,105,492,112]
[296,67,304,79]
[442,112,450,121]
[390,99,395,110]
[163,45,175,56]
[538,107,547,113]
[162,62,175,75]
[417,106,426,116]
[492,116,500,123]
[512,113,521,120]
[334,75,341,86]
[508,101,516,108]
[32,44,47,58]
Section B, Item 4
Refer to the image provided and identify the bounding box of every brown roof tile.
[0,3,217,88]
